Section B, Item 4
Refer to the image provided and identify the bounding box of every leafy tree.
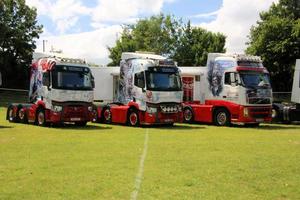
[0,0,42,89]
[174,21,226,66]
[108,14,226,66]
[246,0,300,92]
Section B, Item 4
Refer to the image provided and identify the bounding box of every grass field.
[0,106,300,200]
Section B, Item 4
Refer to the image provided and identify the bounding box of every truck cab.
[183,53,273,126]
[7,56,95,126]
[96,52,183,126]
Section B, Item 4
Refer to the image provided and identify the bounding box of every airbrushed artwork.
[29,58,56,102]
[207,60,223,97]
[118,59,134,104]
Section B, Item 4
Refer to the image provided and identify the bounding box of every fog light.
[88,106,93,112]
[53,105,62,112]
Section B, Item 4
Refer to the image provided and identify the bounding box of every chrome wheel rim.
[184,109,192,121]
[38,112,45,125]
[217,112,227,125]
[130,112,138,125]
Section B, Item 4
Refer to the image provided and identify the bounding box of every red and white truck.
[92,52,183,126]
[6,54,95,126]
[181,53,273,126]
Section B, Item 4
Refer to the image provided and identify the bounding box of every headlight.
[88,106,93,112]
[243,107,249,117]
[178,105,182,112]
[53,105,63,112]
[147,106,157,114]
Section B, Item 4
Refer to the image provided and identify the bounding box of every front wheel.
[213,108,231,126]
[183,107,194,123]
[102,107,112,124]
[128,109,139,126]
[35,108,47,126]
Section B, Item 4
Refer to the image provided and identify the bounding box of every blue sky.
[25,0,277,64]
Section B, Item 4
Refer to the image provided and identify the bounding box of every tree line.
[0,0,299,92]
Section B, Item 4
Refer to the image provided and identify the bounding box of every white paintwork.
[90,67,120,102]
[291,59,300,104]
[121,52,166,60]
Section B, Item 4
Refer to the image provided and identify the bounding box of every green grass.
[0,107,300,200]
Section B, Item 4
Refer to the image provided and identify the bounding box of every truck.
[272,59,300,123]
[181,53,273,126]
[6,54,95,126]
[92,52,183,126]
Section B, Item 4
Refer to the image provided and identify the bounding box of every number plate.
[164,119,174,123]
[71,117,81,121]
[255,118,264,122]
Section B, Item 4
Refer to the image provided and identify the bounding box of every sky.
[25,0,278,65]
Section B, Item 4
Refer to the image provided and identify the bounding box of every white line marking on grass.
[130,129,149,200]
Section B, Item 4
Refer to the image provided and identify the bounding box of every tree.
[173,21,226,66]
[108,14,226,66]
[0,0,42,89]
[246,0,300,92]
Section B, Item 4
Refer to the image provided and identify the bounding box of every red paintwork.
[236,66,264,72]
[185,100,272,124]
[139,110,183,125]
[110,105,129,124]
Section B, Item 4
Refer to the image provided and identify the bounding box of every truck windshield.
[145,71,181,91]
[52,65,93,90]
[239,72,271,88]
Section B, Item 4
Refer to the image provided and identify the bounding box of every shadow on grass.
[0,125,13,129]
[52,123,112,130]
[231,124,300,130]
[146,124,205,130]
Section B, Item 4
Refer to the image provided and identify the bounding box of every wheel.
[128,109,139,126]
[35,108,47,126]
[183,107,194,123]
[18,107,28,124]
[213,108,231,126]
[271,107,282,122]
[75,121,87,126]
[102,107,112,124]
[7,106,16,122]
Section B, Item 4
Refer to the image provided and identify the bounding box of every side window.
[224,72,230,85]
[134,72,145,88]
[224,72,238,86]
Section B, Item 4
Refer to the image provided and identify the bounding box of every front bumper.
[232,106,272,124]
[48,103,94,123]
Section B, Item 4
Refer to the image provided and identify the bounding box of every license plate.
[71,117,81,121]
[164,119,174,123]
[256,119,264,122]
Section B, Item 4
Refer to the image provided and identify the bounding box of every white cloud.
[191,10,219,19]
[26,0,91,33]
[91,0,173,24]
[196,0,278,54]
[36,26,122,65]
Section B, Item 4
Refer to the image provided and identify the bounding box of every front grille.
[249,107,271,118]
[63,105,86,118]
[248,98,271,104]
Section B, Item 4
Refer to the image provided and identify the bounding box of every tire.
[183,107,194,123]
[213,108,231,126]
[75,121,87,127]
[35,108,47,126]
[102,107,112,124]
[271,107,282,122]
[18,107,28,124]
[128,109,139,126]
[7,106,16,122]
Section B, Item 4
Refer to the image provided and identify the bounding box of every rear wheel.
[18,108,28,124]
[36,108,47,126]
[7,106,16,122]
[102,107,112,124]
[214,108,231,126]
[183,107,194,123]
[128,109,139,126]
